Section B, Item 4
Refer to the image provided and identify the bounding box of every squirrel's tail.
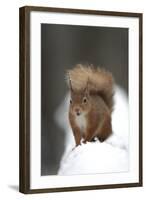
[66,64,115,111]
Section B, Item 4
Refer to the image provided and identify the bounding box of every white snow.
[54,86,129,175]
[58,141,128,175]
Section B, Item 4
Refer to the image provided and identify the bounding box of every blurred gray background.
[41,24,128,175]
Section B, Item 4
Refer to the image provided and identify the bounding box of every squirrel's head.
[69,79,91,116]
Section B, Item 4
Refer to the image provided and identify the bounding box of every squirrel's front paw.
[82,139,87,144]
[72,146,76,151]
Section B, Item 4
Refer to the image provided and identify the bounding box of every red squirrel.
[66,64,114,146]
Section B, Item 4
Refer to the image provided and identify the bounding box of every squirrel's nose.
[75,108,80,115]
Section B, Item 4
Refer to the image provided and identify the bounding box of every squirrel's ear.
[84,78,90,96]
[68,72,74,93]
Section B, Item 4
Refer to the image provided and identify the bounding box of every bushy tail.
[66,64,115,111]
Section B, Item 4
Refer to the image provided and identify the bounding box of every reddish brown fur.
[66,64,114,146]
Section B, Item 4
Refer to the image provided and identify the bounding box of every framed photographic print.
[19,6,143,194]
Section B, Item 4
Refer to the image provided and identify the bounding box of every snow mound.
[58,140,128,175]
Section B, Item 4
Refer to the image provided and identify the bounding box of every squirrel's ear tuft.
[66,71,74,92]
[83,78,90,96]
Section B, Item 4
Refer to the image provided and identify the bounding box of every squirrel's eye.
[70,99,72,104]
[83,97,87,103]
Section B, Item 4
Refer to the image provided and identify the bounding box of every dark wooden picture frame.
[19,6,143,194]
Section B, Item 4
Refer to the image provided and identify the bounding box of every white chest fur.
[75,114,87,131]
